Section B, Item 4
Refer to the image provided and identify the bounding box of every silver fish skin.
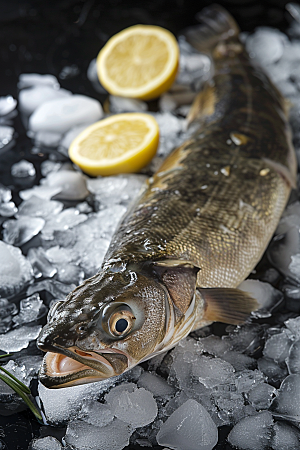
[37,5,296,388]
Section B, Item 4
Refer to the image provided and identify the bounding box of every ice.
[263,330,292,363]
[59,124,92,151]
[152,112,186,158]
[17,196,63,219]
[42,170,89,200]
[176,37,211,88]
[19,86,71,115]
[137,372,175,397]
[78,401,114,427]
[0,96,17,116]
[41,208,88,240]
[46,246,79,265]
[157,399,218,450]
[0,298,17,333]
[191,355,235,388]
[29,95,103,134]
[87,58,107,94]
[40,160,62,177]
[227,411,273,450]
[34,130,63,147]
[270,374,300,420]
[285,316,300,339]
[64,419,132,450]
[283,284,300,312]
[18,74,59,90]
[245,27,287,66]
[286,340,300,374]
[159,89,196,113]
[108,95,148,113]
[0,184,12,203]
[106,386,157,428]
[3,216,45,246]
[247,383,276,410]
[30,436,62,450]
[11,160,36,178]
[238,279,283,318]
[87,174,146,209]
[27,280,76,299]
[0,202,18,217]
[20,185,62,201]
[27,247,57,279]
[0,125,14,149]
[59,64,80,80]
[0,325,41,352]
[257,357,288,383]
[13,293,47,326]
[0,241,33,297]
[271,421,300,450]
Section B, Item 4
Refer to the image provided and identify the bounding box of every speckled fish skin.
[37,5,296,388]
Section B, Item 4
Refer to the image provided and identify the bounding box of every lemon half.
[68,113,159,176]
[97,25,179,100]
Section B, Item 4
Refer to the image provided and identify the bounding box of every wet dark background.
[0,0,297,449]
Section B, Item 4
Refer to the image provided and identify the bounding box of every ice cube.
[0,298,17,333]
[41,208,87,240]
[34,130,62,147]
[0,325,42,352]
[106,386,157,428]
[64,419,132,450]
[247,383,276,410]
[246,27,287,66]
[56,264,84,285]
[287,2,300,23]
[27,247,57,279]
[286,340,300,374]
[13,293,46,326]
[137,372,175,397]
[87,58,107,94]
[192,355,235,388]
[0,241,33,297]
[27,280,76,298]
[40,160,62,177]
[285,316,300,339]
[0,202,18,217]
[17,196,63,219]
[157,399,218,450]
[271,421,300,450]
[29,95,103,134]
[46,246,79,265]
[0,96,17,116]
[0,125,14,149]
[108,96,148,113]
[20,185,62,201]
[78,401,114,427]
[18,74,59,90]
[42,170,89,201]
[263,330,292,363]
[0,184,12,203]
[270,374,300,420]
[29,436,62,450]
[227,411,273,450]
[59,124,92,151]
[11,160,36,178]
[257,357,288,383]
[19,86,71,115]
[3,216,45,246]
[238,279,283,318]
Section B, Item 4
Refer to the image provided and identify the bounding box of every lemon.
[97,25,179,100]
[68,113,159,176]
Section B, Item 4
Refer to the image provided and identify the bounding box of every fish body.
[37,5,296,388]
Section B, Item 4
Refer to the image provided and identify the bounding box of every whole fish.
[37,5,296,388]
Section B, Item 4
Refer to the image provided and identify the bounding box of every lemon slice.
[97,25,179,100]
[68,113,159,176]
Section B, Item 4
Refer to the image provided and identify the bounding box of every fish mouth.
[39,346,129,388]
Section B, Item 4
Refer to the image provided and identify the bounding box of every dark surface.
[0,0,295,449]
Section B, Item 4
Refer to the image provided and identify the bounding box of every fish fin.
[183,4,240,53]
[262,157,297,190]
[154,262,199,316]
[187,83,217,126]
[198,287,258,325]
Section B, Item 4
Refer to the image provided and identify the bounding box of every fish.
[37,4,297,388]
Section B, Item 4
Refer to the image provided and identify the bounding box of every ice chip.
[29,95,103,134]
[0,125,14,149]
[271,421,300,450]
[43,170,89,200]
[60,124,92,151]
[238,279,283,318]
[0,325,42,352]
[157,399,218,450]
[20,185,62,201]
[19,86,71,115]
[56,264,84,285]
[11,160,36,178]
[286,340,300,374]
[30,436,62,450]
[191,355,235,388]
[17,196,63,218]
[270,374,300,420]
[257,357,288,383]
[247,383,276,410]
[40,160,62,177]
[42,208,87,240]
[27,280,76,298]
[0,241,33,297]
[0,201,18,217]
[78,401,114,427]
[263,330,292,363]
[3,216,45,246]
[245,27,287,66]
[64,419,132,450]
[106,386,157,428]
[34,130,62,147]
[0,184,12,203]
[0,96,17,116]
[109,95,148,113]
[18,73,59,89]
[87,58,107,93]
[13,293,46,326]
[137,372,175,397]
[285,316,300,339]
[227,411,273,450]
[27,247,57,279]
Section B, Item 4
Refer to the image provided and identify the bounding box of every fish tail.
[183,4,240,52]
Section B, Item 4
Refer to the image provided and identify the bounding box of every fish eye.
[108,308,136,337]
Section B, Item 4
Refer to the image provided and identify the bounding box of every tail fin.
[183,4,240,52]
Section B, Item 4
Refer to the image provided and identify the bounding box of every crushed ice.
[1,10,300,450]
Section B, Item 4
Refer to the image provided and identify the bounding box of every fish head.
[37,265,168,388]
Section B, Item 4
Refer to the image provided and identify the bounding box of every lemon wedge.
[97,25,179,100]
[68,113,159,176]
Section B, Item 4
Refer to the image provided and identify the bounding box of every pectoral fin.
[199,287,258,325]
